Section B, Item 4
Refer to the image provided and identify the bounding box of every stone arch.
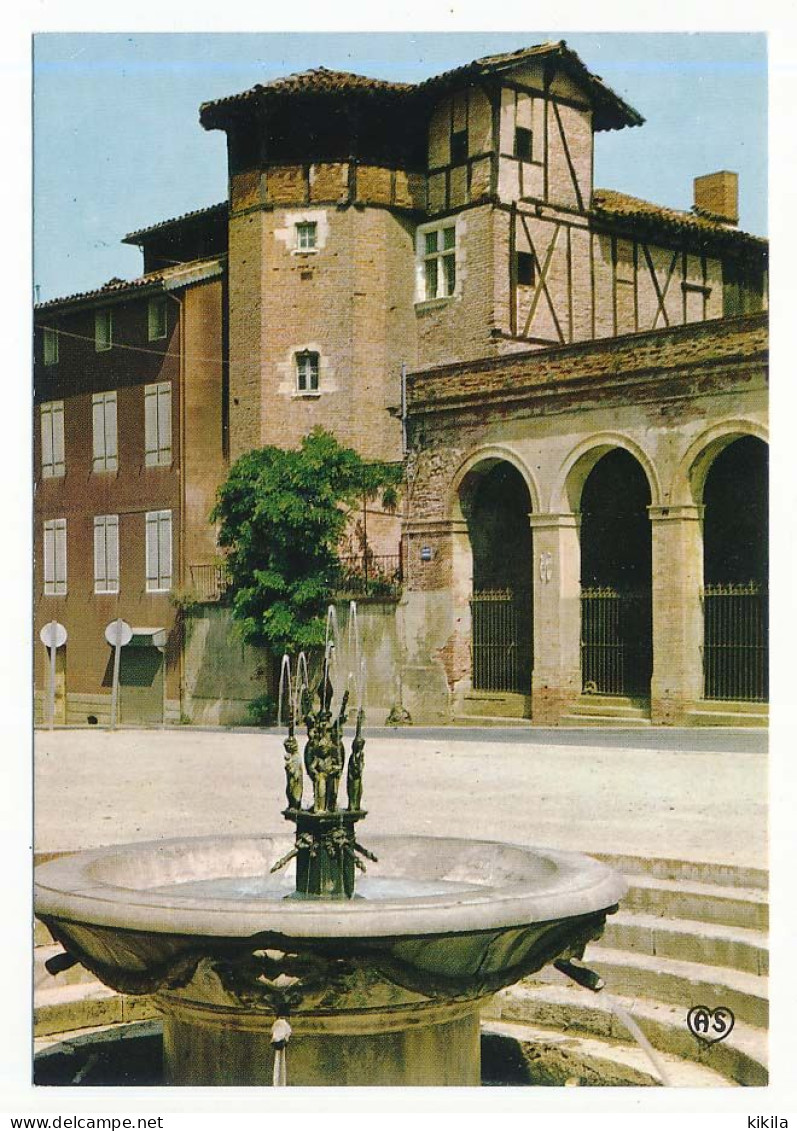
[551,433,662,514]
[673,419,769,507]
[449,444,541,522]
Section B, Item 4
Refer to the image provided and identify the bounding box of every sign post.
[39,621,67,730]
[104,619,133,730]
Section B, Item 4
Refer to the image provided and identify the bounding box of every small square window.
[95,309,112,352]
[515,127,533,163]
[296,351,320,393]
[148,296,168,341]
[43,327,59,366]
[296,222,318,251]
[517,251,535,287]
[451,129,468,165]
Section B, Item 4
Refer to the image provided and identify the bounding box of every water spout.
[605,996,673,1087]
[277,655,293,730]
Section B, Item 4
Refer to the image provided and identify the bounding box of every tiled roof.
[592,189,767,250]
[201,67,411,115]
[417,41,643,131]
[34,258,225,312]
[200,42,642,132]
[123,202,227,244]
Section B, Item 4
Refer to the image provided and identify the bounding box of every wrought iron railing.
[470,588,532,694]
[580,587,652,697]
[337,554,402,599]
[188,563,230,602]
[703,581,768,702]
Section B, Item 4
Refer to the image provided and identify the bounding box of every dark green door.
[120,645,164,725]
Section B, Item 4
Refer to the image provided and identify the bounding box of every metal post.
[48,619,57,730]
[110,618,123,731]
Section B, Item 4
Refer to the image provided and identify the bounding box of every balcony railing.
[336,553,402,599]
[188,563,230,602]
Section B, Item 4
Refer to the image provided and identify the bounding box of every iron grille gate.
[703,582,768,702]
[470,589,532,693]
[580,587,652,697]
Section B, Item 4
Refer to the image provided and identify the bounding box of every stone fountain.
[34,610,627,1087]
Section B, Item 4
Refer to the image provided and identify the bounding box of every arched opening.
[702,436,768,701]
[579,449,652,697]
[459,460,533,695]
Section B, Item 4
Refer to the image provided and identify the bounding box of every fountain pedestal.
[155,984,484,1086]
[284,808,368,900]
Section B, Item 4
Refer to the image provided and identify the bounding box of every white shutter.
[41,406,53,477]
[157,383,172,464]
[94,516,107,590]
[52,403,65,476]
[145,386,158,465]
[106,515,119,590]
[146,512,159,589]
[92,395,106,470]
[104,394,118,471]
[54,519,67,595]
[43,521,55,592]
[158,511,172,589]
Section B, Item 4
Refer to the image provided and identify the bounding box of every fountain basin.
[35,834,626,1086]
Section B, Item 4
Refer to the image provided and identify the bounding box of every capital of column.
[528,512,581,531]
[647,504,705,524]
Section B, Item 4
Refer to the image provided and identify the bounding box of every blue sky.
[33,32,767,302]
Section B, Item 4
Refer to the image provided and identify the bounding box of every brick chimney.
[693,171,739,227]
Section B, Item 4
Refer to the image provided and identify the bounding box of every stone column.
[529,513,582,724]
[648,504,704,725]
[398,519,471,724]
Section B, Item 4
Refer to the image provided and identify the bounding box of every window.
[94,515,119,594]
[296,351,320,393]
[148,296,168,341]
[43,327,59,366]
[92,392,118,473]
[146,510,172,592]
[516,251,535,287]
[144,382,172,466]
[419,223,456,301]
[295,222,317,251]
[40,401,65,479]
[451,129,468,165]
[515,127,533,162]
[43,518,67,596]
[95,309,113,352]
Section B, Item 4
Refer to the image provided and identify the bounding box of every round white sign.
[39,622,67,649]
[104,619,133,648]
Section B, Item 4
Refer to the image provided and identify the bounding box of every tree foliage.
[212,428,402,656]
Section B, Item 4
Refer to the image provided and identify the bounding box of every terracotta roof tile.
[35,258,225,312]
[201,67,411,114]
[123,202,227,244]
[591,188,766,249]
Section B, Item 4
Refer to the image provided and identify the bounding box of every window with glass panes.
[296,222,318,251]
[421,225,456,301]
[296,351,320,392]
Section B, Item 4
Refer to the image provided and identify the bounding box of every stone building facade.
[33,41,768,726]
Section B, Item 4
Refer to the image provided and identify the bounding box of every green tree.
[212,428,401,656]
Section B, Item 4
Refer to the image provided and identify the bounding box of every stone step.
[481,1018,734,1087]
[602,911,768,975]
[622,874,768,931]
[34,982,158,1038]
[686,701,768,728]
[531,945,768,1028]
[558,714,652,728]
[486,982,767,1086]
[452,716,533,728]
[591,853,768,891]
[568,699,651,719]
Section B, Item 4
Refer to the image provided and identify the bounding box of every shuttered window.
[43,327,59,366]
[43,518,67,596]
[148,297,168,341]
[92,392,118,472]
[40,401,65,478]
[144,382,172,466]
[145,510,172,592]
[94,515,119,594]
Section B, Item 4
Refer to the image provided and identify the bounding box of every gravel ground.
[33,727,767,867]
